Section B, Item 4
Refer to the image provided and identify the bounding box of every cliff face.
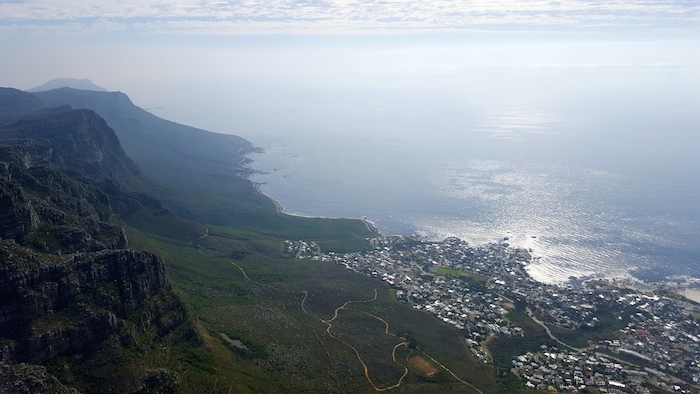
[0,90,195,393]
[32,87,268,226]
[0,143,126,254]
[0,105,142,181]
[0,244,187,364]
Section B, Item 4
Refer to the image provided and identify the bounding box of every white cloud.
[0,0,697,34]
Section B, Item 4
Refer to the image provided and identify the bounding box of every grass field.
[408,356,439,377]
[436,267,469,277]
[436,267,490,290]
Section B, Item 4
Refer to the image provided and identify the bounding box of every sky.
[2,1,699,281]
[0,0,698,131]
[1,0,698,34]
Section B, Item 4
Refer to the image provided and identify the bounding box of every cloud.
[0,0,698,34]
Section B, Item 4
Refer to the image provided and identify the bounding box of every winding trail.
[356,310,393,335]
[300,289,410,392]
[525,307,582,351]
[189,226,209,247]
[229,261,252,282]
[420,351,484,394]
[391,343,406,363]
[322,289,377,324]
[198,226,209,240]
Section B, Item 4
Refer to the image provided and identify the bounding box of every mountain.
[0,87,45,117]
[28,78,108,93]
[0,106,141,181]
[0,85,502,393]
[32,87,275,225]
[0,92,196,393]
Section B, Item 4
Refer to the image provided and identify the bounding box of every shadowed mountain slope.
[0,87,45,117]
[33,88,275,225]
[0,100,197,393]
[32,88,372,240]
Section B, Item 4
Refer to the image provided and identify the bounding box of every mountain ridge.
[32,87,272,224]
[0,84,420,394]
[28,78,108,93]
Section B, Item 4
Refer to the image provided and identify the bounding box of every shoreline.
[243,153,379,234]
[251,181,380,235]
[239,149,696,288]
[252,182,285,213]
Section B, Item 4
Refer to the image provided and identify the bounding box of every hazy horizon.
[2,0,699,113]
[2,0,699,283]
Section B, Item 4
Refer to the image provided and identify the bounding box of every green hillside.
[0,86,511,393]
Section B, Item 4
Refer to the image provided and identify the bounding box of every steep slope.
[0,106,141,181]
[0,106,196,393]
[33,88,272,225]
[31,88,373,241]
[0,88,45,117]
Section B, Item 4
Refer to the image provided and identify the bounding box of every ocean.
[155,60,700,285]
[237,69,699,284]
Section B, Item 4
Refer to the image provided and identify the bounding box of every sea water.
[236,68,700,285]
[155,61,699,285]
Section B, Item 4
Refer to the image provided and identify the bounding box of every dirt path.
[198,226,209,240]
[322,289,377,324]
[356,310,393,335]
[420,351,484,394]
[301,290,310,314]
[526,308,582,351]
[229,261,252,282]
[189,226,209,247]
[300,289,410,392]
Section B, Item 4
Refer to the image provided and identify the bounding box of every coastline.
[238,152,284,213]
[252,182,285,213]
[242,151,379,234]
[238,149,696,288]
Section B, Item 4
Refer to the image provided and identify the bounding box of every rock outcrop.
[0,363,79,394]
[0,92,195,393]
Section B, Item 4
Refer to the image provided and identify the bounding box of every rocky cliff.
[0,245,187,364]
[0,90,196,393]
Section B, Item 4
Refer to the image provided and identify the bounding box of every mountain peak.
[28,78,108,93]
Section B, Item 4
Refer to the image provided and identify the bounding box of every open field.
[408,356,439,377]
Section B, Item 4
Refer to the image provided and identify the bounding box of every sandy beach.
[252,182,285,213]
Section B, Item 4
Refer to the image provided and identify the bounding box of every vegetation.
[487,310,558,370]
[436,267,490,290]
[436,267,469,277]
[119,211,506,393]
[0,87,523,393]
[657,289,700,306]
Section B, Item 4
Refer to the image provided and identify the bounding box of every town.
[286,236,700,393]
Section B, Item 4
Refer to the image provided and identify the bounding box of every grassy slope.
[31,88,508,392]
[486,310,559,393]
[124,219,500,393]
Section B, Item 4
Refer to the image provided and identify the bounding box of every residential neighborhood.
[287,236,700,393]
